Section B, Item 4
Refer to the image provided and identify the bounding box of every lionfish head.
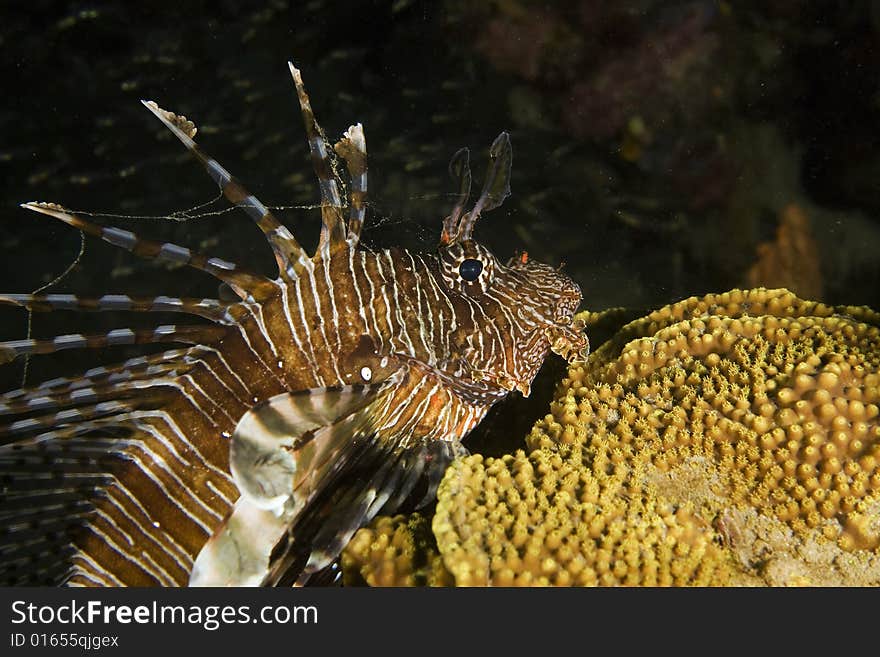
[437,133,589,397]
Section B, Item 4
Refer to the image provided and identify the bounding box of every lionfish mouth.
[547,319,590,363]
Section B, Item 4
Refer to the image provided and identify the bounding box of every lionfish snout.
[550,275,589,362]
[515,262,589,363]
[547,318,590,363]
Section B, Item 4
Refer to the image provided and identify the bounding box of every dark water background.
[3,0,880,453]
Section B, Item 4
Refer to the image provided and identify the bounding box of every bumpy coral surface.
[433,447,732,586]
[525,287,880,584]
[343,288,880,586]
[341,514,452,587]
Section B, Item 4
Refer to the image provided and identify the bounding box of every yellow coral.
[529,288,880,552]
[432,447,733,586]
[341,513,452,587]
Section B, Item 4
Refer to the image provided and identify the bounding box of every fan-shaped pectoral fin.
[188,380,391,586]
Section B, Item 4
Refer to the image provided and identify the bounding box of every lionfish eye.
[459,258,483,282]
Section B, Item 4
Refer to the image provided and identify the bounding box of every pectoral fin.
[189,497,291,587]
[229,384,377,511]
[189,382,386,587]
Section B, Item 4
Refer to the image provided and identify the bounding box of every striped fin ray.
[286,439,418,585]
[0,325,227,365]
[0,418,213,586]
[0,357,242,587]
[19,202,272,300]
[0,293,232,324]
[140,101,310,278]
[0,344,246,448]
[0,376,178,436]
[2,348,190,401]
[413,440,470,507]
[455,131,512,242]
[0,433,115,585]
[333,124,367,242]
[0,407,193,450]
[189,381,390,586]
[287,62,347,255]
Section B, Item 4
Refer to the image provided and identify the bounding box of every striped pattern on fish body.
[0,62,589,587]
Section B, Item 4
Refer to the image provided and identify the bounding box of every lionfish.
[0,63,588,586]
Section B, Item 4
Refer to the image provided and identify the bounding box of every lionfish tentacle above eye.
[140,100,310,279]
[288,63,347,255]
[1,61,589,588]
[19,202,272,301]
[440,147,471,245]
[454,131,512,243]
